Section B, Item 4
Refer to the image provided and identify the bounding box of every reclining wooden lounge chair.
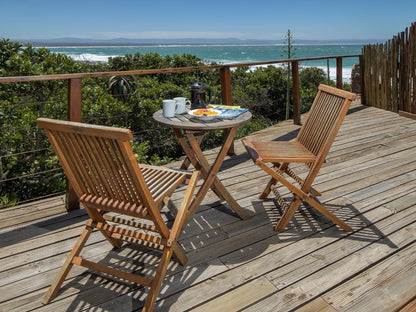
[37,118,199,311]
[242,84,356,232]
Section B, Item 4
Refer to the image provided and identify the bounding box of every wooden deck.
[1,100,415,312]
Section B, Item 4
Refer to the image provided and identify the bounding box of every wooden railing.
[0,54,360,210]
[0,54,360,125]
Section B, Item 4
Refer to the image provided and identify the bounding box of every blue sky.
[1,0,415,41]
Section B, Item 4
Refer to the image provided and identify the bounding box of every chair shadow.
[253,196,397,249]
[271,128,300,141]
[53,244,154,311]
[347,104,369,115]
[0,208,90,248]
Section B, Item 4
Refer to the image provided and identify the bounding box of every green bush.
[299,67,327,111]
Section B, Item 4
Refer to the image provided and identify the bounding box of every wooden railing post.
[336,57,343,89]
[68,78,82,122]
[291,61,301,125]
[220,66,232,105]
[66,78,82,211]
[220,66,235,155]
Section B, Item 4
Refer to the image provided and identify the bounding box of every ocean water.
[46,44,363,82]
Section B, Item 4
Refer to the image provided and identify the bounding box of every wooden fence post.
[359,54,365,104]
[336,57,343,89]
[66,78,82,211]
[291,61,301,125]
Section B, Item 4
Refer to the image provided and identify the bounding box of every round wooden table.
[153,109,252,222]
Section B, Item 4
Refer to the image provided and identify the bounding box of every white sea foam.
[244,64,352,83]
[67,53,117,62]
[310,65,353,83]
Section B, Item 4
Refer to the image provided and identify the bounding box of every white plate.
[188,109,222,120]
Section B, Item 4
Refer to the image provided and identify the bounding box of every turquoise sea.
[46,44,363,82]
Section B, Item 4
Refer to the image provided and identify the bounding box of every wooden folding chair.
[242,84,356,232]
[37,118,199,311]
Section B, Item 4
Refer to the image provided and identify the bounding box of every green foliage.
[299,67,326,111]
[232,66,287,121]
[0,38,21,71]
[236,116,273,138]
[342,83,351,91]
[131,141,171,165]
[0,38,344,208]
[0,195,18,208]
[0,40,89,206]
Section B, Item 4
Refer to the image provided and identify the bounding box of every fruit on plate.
[193,109,219,116]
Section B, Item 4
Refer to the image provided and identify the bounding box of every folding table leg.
[186,128,250,220]
[180,133,204,170]
[173,128,250,222]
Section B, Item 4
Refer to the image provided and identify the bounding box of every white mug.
[163,99,177,117]
[174,97,191,114]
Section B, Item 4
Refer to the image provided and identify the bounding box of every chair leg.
[171,241,188,265]
[259,177,277,199]
[43,226,93,304]
[260,163,288,199]
[274,197,303,232]
[304,196,353,232]
[275,193,352,232]
[142,247,174,312]
[84,206,123,248]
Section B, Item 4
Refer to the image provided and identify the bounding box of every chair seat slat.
[92,221,166,246]
[249,141,316,163]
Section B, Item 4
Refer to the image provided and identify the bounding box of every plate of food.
[188,108,222,120]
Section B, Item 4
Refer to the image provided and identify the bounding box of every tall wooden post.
[291,61,301,125]
[68,78,82,122]
[66,78,82,211]
[359,54,365,104]
[220,66,232,105]
[220,66,235,155]
[336,57,343,89]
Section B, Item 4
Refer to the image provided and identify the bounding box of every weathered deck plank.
[1,101,415,311]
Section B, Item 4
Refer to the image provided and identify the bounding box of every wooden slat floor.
[1,100,415,312]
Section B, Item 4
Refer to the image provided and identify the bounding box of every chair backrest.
[296,84,356,162]
[37,118,159,218]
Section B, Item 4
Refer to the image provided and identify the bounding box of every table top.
[153,109,252,131]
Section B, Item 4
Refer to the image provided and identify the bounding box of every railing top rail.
[0,54,361,84]
[224,54,361,68]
